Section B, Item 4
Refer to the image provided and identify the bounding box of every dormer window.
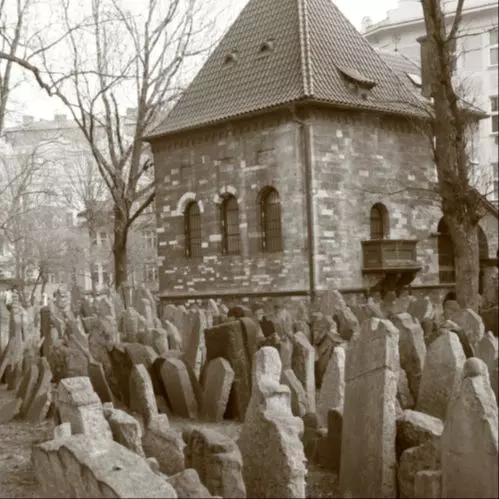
[224,51,239,66]
[257,39,275,58]
[336,65,377,90]
[406,73,422,88]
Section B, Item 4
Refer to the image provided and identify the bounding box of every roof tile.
[147,0,424,139]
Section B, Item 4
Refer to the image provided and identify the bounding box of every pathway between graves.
[0,385,54,498]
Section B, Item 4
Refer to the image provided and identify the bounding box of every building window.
[91,263,100,286]
[437,218,455,283]
[220,194,240,255]
[184,201,202,258]
[144,229,157,250]
[492,163,499,199]
[99,231,108,246]
[491,95,498,134]
[101,264,110,287]
[370,203,389,239]
[489,27,498,66]
[144,263,158,282]
[260,187,283,252]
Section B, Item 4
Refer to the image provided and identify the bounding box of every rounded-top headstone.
[253,346,281,384]
[463,357,488,378]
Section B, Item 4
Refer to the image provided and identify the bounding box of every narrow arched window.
[370,203,388,239]
[437,218,455,283]
[221,195,240,255]
[184,201,202,258]
[261,187,283,252]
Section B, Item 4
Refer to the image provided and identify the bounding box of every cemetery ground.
[0,287,497,498]
[0,384,337,498]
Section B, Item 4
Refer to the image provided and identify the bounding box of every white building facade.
[363,0,498,201]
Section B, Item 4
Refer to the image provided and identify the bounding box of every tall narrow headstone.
[416,331,466,420]
[238,347,306,498]
[317,346,345,427]
[291,332,316,413]
[339,318,399,499]
[441,358,498,498]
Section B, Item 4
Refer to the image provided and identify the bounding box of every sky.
[7,0,398,125]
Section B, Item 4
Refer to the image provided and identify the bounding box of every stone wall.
[309,108,442,290]
[152,111,309,298]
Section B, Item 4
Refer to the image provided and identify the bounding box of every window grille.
[185,202,202,258]
[261,188,283,252]
[221,195,240,255]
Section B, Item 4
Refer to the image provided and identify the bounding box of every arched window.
[221,195,240,255]
[260,187,283,252]
[184,201,202,258]
[437,218,455,283]
[370,203,389,239]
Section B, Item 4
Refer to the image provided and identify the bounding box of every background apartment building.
[363,0,499,202]
[0,111,158,299]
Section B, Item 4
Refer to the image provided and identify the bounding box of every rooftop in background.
[362,0,498,35]
[146,0,425,140]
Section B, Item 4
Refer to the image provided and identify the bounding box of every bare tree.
[417,0,491,311]
[0,0,219,289]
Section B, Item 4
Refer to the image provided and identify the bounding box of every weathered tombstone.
[317,345,345,427]
[392,313,426,399]
[317,408,343,473]
[161,357,198,419]
[162,319,183,350]
[129,364,158,426]
[316,290,359,340]
[201,357,234,422]
[104,407,145,457]
[281,368,308,418]
[339,318,399,499]
[184,428,246,498]
[408,296,435,323]
[450,308,485,353]
[88,361,114,404]
[0,397,22,423]
[416,331,466,420]
[291,332,316,413]
[238,347,306,498]
[441,358,498,498]
[204,320,253,421]
[476,331,498,403]
[17,363,40,417]
[57,376,112,447]
[184,309,206,380]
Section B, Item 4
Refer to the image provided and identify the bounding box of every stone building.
[363,0,499,202]
[146,0,498,306]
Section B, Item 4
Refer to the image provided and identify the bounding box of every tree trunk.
[447,217,480,311]
[113,205,128,290]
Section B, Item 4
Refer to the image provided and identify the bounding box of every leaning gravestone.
[416,331,466,421]
[476,331,498,403]
[441,358,498,498]
[201,357,234,422]
[57,376,112,447]
[339,318,399,499]
[237,347,306,498]
[291,332,316,413]
[391,313,426,399]
[317,345,345,427]
[204,320,253,421]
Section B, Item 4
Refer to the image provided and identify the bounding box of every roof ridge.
[298,0,313,96]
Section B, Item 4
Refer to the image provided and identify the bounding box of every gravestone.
[238,347,306,498]
[339,318,399,499]
[184,428,246,498]
[281,368,308,418]
[57,376,112,447]
[204,320,253,421]
[441,358,498,498]
[161,357,198,419]
[391,313,426,399]
[476,330,498,403]
[291,332,316,413]
[416,331,466,420]
[129,364,158,426]
[201,357,234,422]
[317,345,345,427]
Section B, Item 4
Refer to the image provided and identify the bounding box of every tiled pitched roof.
[146,0,424,139]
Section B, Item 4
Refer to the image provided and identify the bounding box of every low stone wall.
[32,434,177,498]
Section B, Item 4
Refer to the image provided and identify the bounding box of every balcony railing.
[362,239,420,272]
